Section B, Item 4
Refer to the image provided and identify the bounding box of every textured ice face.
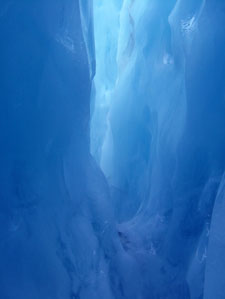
[91,0,225,297]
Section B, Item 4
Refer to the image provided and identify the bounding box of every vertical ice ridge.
[79,0,96,79]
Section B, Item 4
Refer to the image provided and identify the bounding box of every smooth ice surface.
[0,1,132,298]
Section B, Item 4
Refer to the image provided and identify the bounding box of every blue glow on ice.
[0,1,225,298]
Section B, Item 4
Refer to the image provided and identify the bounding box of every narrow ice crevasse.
[0,1,225,298]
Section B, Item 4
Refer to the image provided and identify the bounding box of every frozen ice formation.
[0,0,225,298]
[91,0,225,298]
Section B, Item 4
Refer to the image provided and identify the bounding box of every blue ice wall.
[0,1,137,298]
[91,0,225,298]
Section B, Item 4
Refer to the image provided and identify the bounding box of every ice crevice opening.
[0,0,225,298]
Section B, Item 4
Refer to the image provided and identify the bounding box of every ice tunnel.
[0,0,225,298]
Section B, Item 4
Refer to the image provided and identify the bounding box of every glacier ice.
[91,0,225,298]
[0,0,225,298]
[0,1,129,298]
